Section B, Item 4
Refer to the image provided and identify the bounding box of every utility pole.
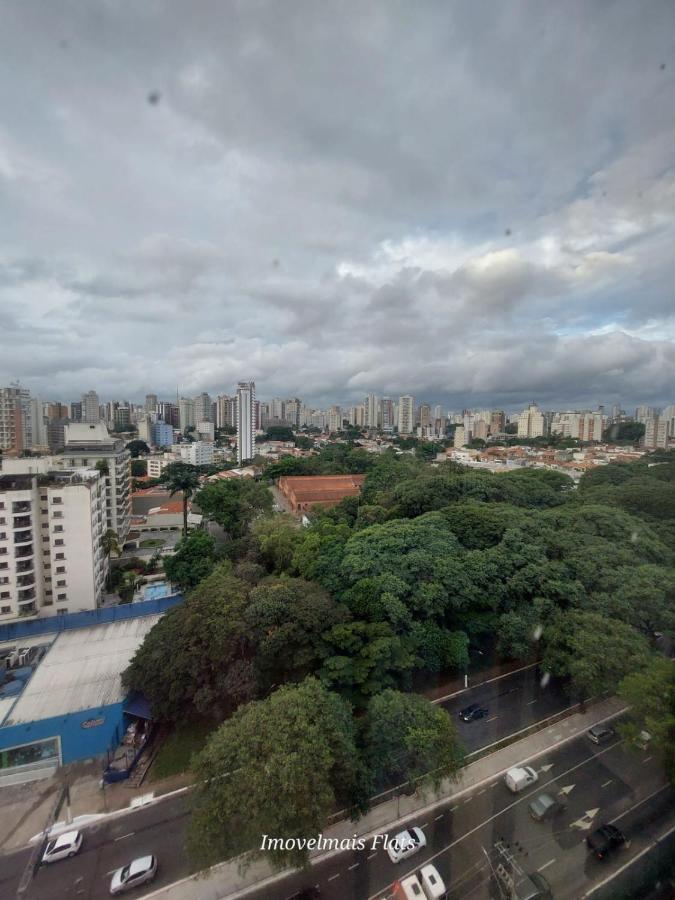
[16,780,70,898]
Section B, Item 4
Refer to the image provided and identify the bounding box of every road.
[0,794,191,900]
[246,732,673,900]
[0,668,611,900]
[438,664,572,754]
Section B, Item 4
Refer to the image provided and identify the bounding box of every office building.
[398,396,414,434]
[63,423,131,542]
[0,467,107,621]
[151,421,173,448]
[236,381,255,465]
[114,406,131,431]
[82,391,100,424]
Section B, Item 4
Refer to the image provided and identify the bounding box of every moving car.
[387,827,427,864]
[586,824,626,859]
[392,864,446,899]
[109,855,158,894]
[587,724,615,745]
[504,766,538,793]
[41,830,83,864]
[528,793,562,822]
[458,703,488,722]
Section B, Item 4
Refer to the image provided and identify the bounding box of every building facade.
[236,381,255,465]
[398,395,415,434]
[517,404,546,438]
[82,391,100,424]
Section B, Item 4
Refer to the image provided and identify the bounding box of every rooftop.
[2,616,161,726]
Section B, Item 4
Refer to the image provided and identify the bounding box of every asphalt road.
[439,665,572,754]
[247,733,673,900]
[0,667,608,900]
[0,794,191,900]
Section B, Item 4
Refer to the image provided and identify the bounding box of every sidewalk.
[143,695,628,900]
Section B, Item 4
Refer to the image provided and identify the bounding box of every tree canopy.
[195,478,273,538]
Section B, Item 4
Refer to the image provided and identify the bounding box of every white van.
[392,874,425,900]
[419,864,447,898]
[504,766,538,793]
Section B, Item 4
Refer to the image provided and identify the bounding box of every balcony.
[16,560,34,573]
[18,588,36,601]
[15,545,34,559]
[17,574,35,588]
[12,502,31,514]
[13,530,33,545]
[13,516,32,529]
[18,604,38,617]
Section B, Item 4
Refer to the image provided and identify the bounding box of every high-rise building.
[178,397,196,431]
[180,442,214,466]
[327,406,342,433]
[284,398,301,428]
[398,396,414,434]
[82,391,100,424]
[660,405,675,438]
[0,466,107,621]
[158,401,180,429]
[454,426,466,448]
[419,404,432,429]
[381,398,394,433]
[517,403,546,438]
[644,416,669,449]
[0,386,33,453]
[145,394,158,413]
[137,415,153,445]
[194,392,213,424]
[490,410,506,434]
[152,421,174,448]
[46,402,69,422]
[69,401,82,422]
[216,395,237,429]
[114,406,131,431]
[348,405,365,428]
[365,394,380,430]
[63,423,131,541]
[236,382,255,465]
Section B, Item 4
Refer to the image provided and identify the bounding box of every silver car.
[110,855,158,894]
[41,830,83,864]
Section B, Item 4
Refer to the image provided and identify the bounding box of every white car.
[41,830,83,864]
[110,855,158,894]
[387,827,427,864]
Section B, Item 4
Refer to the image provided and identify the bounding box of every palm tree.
[162,462,200,536]
[101,528,120,591]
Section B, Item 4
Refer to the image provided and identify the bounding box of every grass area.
[139,538,165,548]
[149,721,215,782]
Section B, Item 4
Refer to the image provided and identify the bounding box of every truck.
[504,766,539,793]
[392,864,447,899]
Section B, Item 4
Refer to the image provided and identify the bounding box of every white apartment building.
[365,394,379,430]
[236,381,256,465]
[63,423,131,542]
[327,406,342,433]
[550,411,605,442]
[196,421,215,442]
[644,416,669,450]
[454,426,467,448]
[517,404,546,438]
[398,396,415,434]
[216,394,237,429]
[0,469,107,622]
[82,390,100,424]
[180,441,214,466]
[381,398,395,433]
[349,405,366,428]
[146,455,172,479]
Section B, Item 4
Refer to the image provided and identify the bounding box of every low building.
[179,441,213,466]
[278,474,366,514]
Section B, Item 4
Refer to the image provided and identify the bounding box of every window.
[53,525,64,532]
[54,539,64,546]
[0,562,7,569]
[0,606,10,614]
[56,580,66,587]
[42,536,50,543]
[0,592,9,599]
[57,594,67,601]
[40,495,48,501]
[56,566,65,573]
[55,552,65,560]
[0,577,8,585]
[52,497,63,504]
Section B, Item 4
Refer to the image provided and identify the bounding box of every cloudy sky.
[1,1,674,411]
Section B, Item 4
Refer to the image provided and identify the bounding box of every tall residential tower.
[236,381,256,464]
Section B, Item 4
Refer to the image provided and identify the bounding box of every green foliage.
[126,439,151,457]
[245,579,347,691]
[187,678,365,870]
[163,530,218,591]
[162,462,200,535]
[619,657,675,783]
[260,425,295,442]
[263,445,377,482]
[249,513,300,573]
[130,459,147,477]
[602,422,645,443]
[195,478,273,538]
[149,720,215,782]
[123,565,254,722]
[361,690,464,792]
[542,609,650,699]
[408,623,469,673]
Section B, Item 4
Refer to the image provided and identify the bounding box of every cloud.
[0,1,674,410]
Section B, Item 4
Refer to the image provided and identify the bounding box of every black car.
[459,703,488,722]
[586,824,626,859]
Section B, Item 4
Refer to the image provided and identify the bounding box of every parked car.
[528,793,562,822]
[459,703,488,722]
[419,864,447,898]
[504,766,538,793]
[109,855,158,894]
[41,830,83,864]
[587,725,615,745]
[586,824,626,859]
[387,827,427,864]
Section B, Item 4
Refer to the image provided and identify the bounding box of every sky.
[1,1,674,412]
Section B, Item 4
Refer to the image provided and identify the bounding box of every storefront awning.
[124,694,153,720]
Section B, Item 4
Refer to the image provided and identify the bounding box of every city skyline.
[1,3,674,409]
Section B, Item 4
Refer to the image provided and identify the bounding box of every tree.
[245,579,348,690]
[619,657,675,783]
[361,690,464,792]
[95,459,109,477]
[195,478,273,538]
[162,461,200,535]
[122,565,253,722]
[126,439,151,458]
[602,422,645,444]
[101,528,120,588]
[186,678,365,870]
[163,530,218,591]
[249,514,300,573]
[130,459,147,477]
[261,425,295,442]
[542,610,651,699]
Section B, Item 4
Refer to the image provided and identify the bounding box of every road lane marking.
[431,660,540,704]
[478,789,486,795]
[485,715,498,723]
[463,796,473,803]
[610,784,671,823]
[642,756,654,763]
[348,863,359,870]
[420,821,429,828]
[451,804,459,811]
[601,779,613,788]
[328,873,341,881]
[114,832,135,841]
[367,852,377,859]
[366,740,623,900]
[435,814,443,821]
[581,822,675,898]
[538,859,556,872]
[527,699,537,705]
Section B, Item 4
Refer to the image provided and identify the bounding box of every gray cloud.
[0,1,674,410]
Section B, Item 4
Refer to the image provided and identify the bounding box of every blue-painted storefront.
[0,700,125,765]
